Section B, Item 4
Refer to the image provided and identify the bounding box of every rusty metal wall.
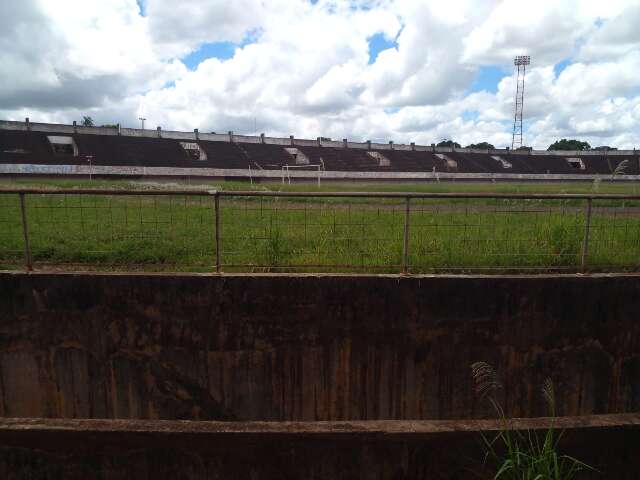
[0,272,639,421]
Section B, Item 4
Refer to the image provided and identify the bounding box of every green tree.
[548,139,591,151]
[437,139,461,148]
[465,142,494,149]
[81,116,95,127]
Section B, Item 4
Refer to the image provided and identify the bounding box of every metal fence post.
[581,198,593,273]
[214,192,221,273]
[402,196,411,274]
[19,193,33,271]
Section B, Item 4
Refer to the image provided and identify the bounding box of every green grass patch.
[1,187,640,273]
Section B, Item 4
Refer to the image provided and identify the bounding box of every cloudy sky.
[1,0,639,148]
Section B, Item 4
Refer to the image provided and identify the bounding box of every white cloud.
[577,4,640,62]
[0,0,186,116]
[1,0,639,149]
[145,0,265,58]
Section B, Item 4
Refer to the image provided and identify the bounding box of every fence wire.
[219,196,406,271]
[0,192,215,271]
[1,190,639,273]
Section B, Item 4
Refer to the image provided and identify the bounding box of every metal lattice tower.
[511,55,530,150]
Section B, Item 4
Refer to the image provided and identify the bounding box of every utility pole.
[139,117,146,130]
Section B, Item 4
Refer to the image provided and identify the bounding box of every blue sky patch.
[470,65,509,94]
[460,111,478,121]
[368,32,398,64]
[181,29,263,70]
[554,58,571,77]
[136,0,145,16]
[182,42,237,70]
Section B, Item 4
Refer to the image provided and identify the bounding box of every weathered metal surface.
[0,415,638,479]
[0,272,639,421]
[4,186,640,199]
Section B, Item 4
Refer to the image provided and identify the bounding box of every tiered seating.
[237,143,293,169]
[74,134,122,165]
[0,130,57,164]
[197,141,249,169]
[448,153,495,173]
[2,127,638,176]
[522,155,574,174]
[501,155,536,173]
[297,146,382,171]
[377,150,443,172]
[75,135,188,168]
[579,155,639,175]
[114,136,186,167]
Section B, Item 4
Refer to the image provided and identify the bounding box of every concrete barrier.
[3,162,640,181]
[0,272,638,421]
[0,414,638,479]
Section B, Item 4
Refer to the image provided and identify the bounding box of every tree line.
[436,138,618,151]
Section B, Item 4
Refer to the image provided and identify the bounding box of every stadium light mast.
[511,55,530,150]
[138,117,146,130]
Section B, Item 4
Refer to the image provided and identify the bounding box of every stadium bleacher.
[236,142,293,170]
[296,146,381,171]
[1,125,638,176]
[374,150,444,172]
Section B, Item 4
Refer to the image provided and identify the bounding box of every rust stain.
[0,272,637,421]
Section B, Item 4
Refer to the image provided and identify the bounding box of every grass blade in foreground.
[470,361,596,479]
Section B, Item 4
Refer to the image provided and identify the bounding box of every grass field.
[1,178,640,273]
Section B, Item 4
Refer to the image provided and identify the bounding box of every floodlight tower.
[138,117,146,130]
[511,55,530,150]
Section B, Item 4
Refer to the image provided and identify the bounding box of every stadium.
[1,119,639,182]
[1,1,640,478]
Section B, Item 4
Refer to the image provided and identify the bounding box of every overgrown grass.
[1,181,640,272]
[471,362,595,479]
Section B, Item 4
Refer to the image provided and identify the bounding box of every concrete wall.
[4,162,640,181]
[0,415,638,479]
[1,272,639,421]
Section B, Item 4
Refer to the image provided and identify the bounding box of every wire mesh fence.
[218,196,407,271]
[1,189,640,273]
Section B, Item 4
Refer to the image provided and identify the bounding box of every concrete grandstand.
[1,119,639,181]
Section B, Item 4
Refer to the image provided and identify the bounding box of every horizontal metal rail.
[2,188,640,200]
